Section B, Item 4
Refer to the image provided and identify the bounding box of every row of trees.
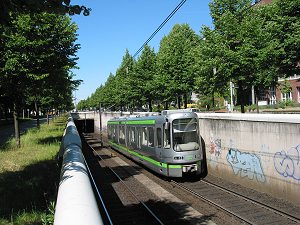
[78,0,299,113]
[0,7,82,146]
[78,24,200,112]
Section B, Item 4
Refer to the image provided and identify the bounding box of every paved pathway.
[0,118,47,147]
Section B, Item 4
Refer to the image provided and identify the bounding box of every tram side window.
[156,128,162,148]
[148,127,154,148]
[133,127,136,146]
[137,127,141,148]
[113,126,117,142]
[126,126,130,146]
[141,127,148,146]
[128,126,135,146]
[108,126,112,139]
[164,128,170,149]
[119,125,125,144]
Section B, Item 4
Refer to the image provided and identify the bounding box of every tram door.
[156,127,163,158]
[137,126,141,150]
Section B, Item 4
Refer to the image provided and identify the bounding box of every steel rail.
[171,180,255,225]
[201,179,300,224]
[85,139,165,225]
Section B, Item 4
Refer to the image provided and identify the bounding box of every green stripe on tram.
[108,141,180,169]
[123,120,155,125]
[107,121,119,124]
[168,164,182,169]
[108,120,156,125]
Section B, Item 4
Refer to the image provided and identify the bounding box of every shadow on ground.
[37,135,62,145]
[0,159,60,220]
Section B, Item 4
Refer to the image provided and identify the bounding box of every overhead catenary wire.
[133,0,187,58]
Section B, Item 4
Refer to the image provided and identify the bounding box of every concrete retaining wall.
[72,111,152,134]
[197,113,300,205]
[72,111,300,205]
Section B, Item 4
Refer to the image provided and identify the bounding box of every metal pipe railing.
[54,118,103,225]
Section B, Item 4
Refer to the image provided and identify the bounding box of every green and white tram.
[107,110,203,177]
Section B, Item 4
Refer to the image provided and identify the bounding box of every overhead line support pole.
[99,102,103,148]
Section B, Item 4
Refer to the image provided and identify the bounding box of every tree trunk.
[5,107,8,121]
[47,110,50,125]
[52,109,55,121]
[177,95,181,109]
[13,104,20,148]
[238,80,245,113]
[184,93,188,109]
[255,87,260,113]
[212,92,215,109]
[148,99,152,112]
[164,101,169,110]
[34,100,40,129]
[157,102,161,113]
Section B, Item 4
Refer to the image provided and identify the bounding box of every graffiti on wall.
[209,138,222,156]
[227,140,266,183]
[274,145,300,181]
[209,136,222,168]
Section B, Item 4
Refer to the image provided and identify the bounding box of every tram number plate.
[182,164,197,172]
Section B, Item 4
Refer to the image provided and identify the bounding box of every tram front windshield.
[172,118,200,151]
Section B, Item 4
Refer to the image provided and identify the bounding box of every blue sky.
[71,0,213,103]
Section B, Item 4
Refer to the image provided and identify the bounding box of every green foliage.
[270,0,300,77]
[112,49,135,110]
[278,101,286,109]
[41,201,55,225]
[132,45,156,111]
[0,12,80,122]
[77,0,299,113]
[279,99,295,108]
[207,0,264,86]
[81,46,158,112]
[193,0,299,113]
[0,0,91,25]
[156,24,200,108]
[193,26,229,97]
[280,79,292,94]
[244,104,258,112]
[198,96,213,109]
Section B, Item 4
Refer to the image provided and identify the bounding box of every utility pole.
[230,81,234,112]
[84,113,86,133]
[99,102,103,148]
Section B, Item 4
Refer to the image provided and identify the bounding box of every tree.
[132,45,156,111]
[0,0,90,25]
[258,0,300,78]
[0,12,80,146]
[205,0,299,113]
[193,27,230,109]
[113,49,135,111]
[279,79,292,102]
[208,0,255,112]
[156,24,200,109]
[101,73,118,109]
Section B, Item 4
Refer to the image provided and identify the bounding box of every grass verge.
[0,116,67,225]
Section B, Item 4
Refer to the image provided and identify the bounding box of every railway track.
[81,133,300,225]
[171,179,300,225]
[82,134,165,225]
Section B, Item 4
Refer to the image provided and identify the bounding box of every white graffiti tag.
[227,149,266,183]
[274,145,300,180]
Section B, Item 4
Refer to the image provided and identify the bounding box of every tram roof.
[108,110,198,125]
[107,114,166,125]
